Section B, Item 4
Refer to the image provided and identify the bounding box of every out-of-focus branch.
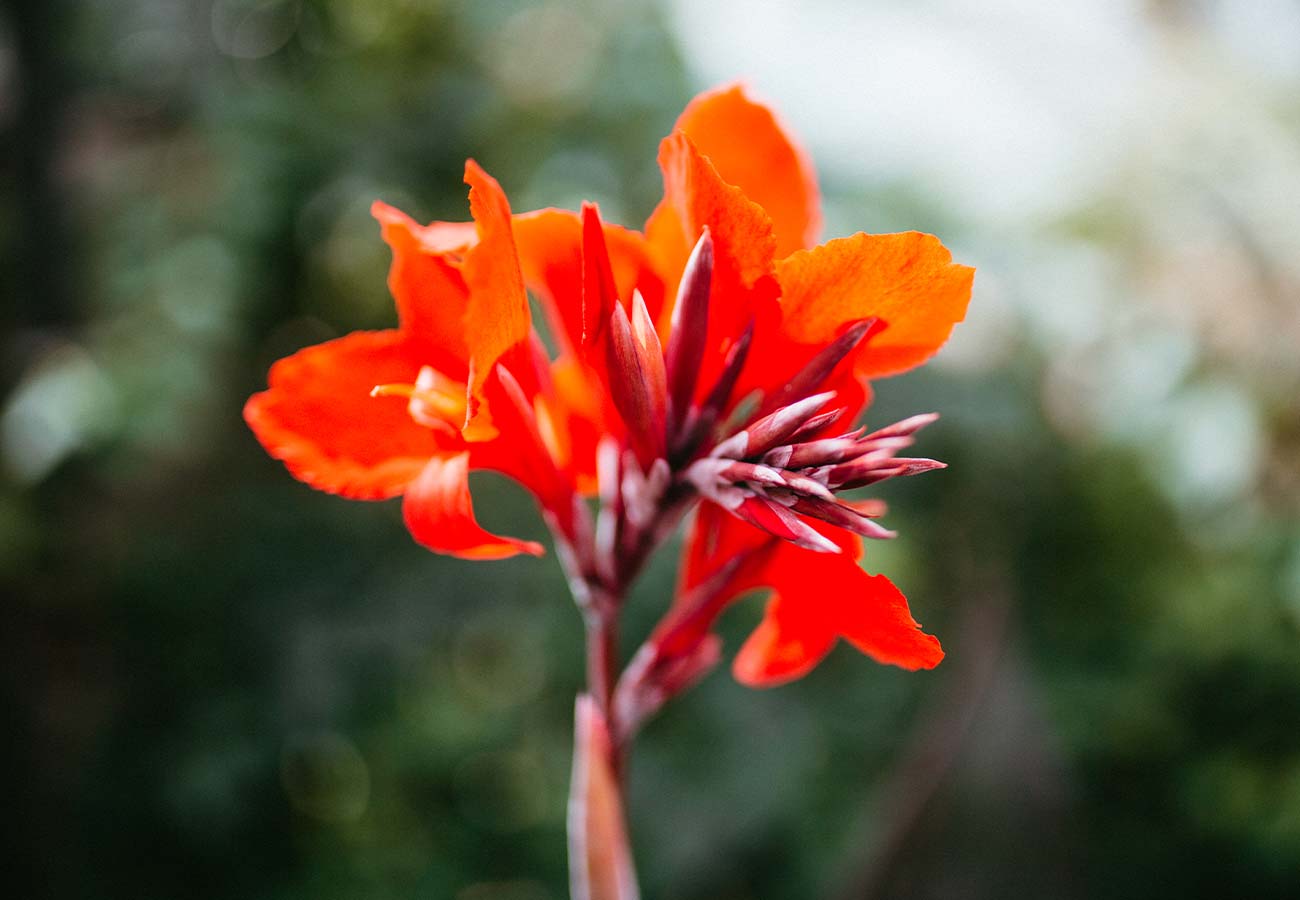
[834,554,1015,900]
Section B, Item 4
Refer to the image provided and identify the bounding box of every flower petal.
[371,201,472,373]
[837,571,945,672]
[732,594,837,687]
[460,160,534,438]
[775,232,974,379]
[646,132,781,398]
[671,83,821,256]
[244,330,446,500]
[403,452,544,559]
[733,547,943,687]
[512,208,665,357]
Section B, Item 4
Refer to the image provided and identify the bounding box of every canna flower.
[245,84,972,696]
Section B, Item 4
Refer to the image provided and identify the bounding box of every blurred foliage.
[3,1,1299,899]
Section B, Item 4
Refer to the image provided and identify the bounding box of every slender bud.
[789,497,898,540]
[739,391,837,459]
[664,230,714,437]
[760,318,879,415]
[673,319,754,461]
[826,456,946,490]
[864,412,940,441]
[606,298,668,461]
[631,290,668,443]
[732,496,840,553]
[765,433,869,470]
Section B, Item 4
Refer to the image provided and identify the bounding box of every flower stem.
[583,597,620,760]
[555,481,692,900]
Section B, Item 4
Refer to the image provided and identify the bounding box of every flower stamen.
[371,365,467,431]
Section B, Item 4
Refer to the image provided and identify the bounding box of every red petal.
[680,504,772,595]
[775,232,974,379]
[732,594,837,687]
[733,545,943,687]
[402,452,544,560]
[837,572,945,671]
[371,201,472,373]
[460,160,534,438]
[244,330,447,500]
[512,208,665,357]
[671,83,821,256]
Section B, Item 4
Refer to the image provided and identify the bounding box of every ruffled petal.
[371,201,472,374]
[681,508,942,686]
[775,232,974,379]
[733,545,943,687]
[244,330,447,500]
[671,83,821,256]
[645,132,781,398]
[403,452,544,560]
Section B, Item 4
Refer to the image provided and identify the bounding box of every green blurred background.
[4,1,1300,897]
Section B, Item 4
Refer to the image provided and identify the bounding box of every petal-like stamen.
[784,408,849,444]
[371,365,467,433]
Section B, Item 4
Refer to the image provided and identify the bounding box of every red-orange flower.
[245,83,973,692]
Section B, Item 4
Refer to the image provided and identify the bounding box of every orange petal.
[460,160,534,438]
[672,83,821,256]
[775,232,974,379]
[402,452,544,559]
[512,208,665,357]
[371,201,472,372]
[645,132,781,397]
[733,546,943,687]
[244,330,446,500]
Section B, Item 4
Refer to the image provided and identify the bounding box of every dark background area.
[4,1,1300,898]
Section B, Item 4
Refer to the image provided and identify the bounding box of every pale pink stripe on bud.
[733,496,840,553]
[864,412,940,441]
[789,497,898,541]
[739,391,837,459]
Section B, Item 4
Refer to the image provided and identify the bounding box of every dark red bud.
[740,391,837,460]
[789,497,898,541]
[760,317,880,416]
[664,229,714,437]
